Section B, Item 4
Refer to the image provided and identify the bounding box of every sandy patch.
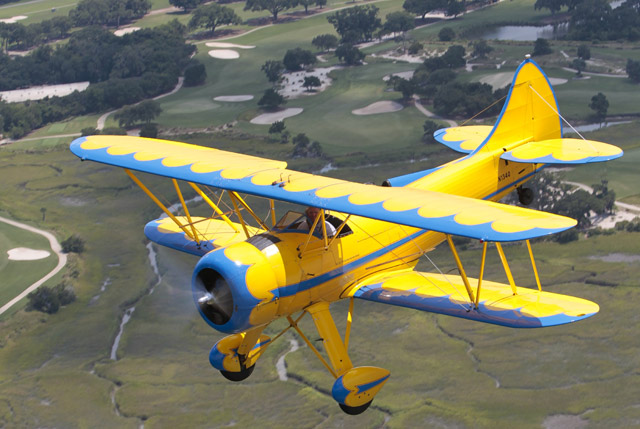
[480,73,567,89]
[208,49,240,59]
[214,95,254,102]
[114,27,140,37]
[543,414,588,429]
[279,67,340,99]
[0,82,90,103]
[549,77,568,86]
[352,101,403,115]
[206,42,255,49]
[382,71,415,81]
[8,247,51,261]
[250,108,303,124]
[0,16,27,24]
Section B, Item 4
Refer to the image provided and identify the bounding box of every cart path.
[0,216,67,316]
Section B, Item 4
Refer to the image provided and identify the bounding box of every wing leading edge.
[70,135,576,242]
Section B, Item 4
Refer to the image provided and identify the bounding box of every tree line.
[0,21,195,138]
[536,0,640,41]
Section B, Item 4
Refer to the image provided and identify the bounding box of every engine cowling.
[192,241,280,334]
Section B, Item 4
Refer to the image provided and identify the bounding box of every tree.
[184,60,207,86]
[269,120,286,134]
[114,100,162,127]
[40,207,46,222]
[61,235,85,253]
[70,0,151,27]
[27,283,75,314]
[170,0,202,11]
[327,5,381,43]
[139,123,158,137]
[244,0,297,21]
[303,75,322,91]
[408,40,423,55]
[298,0,314,13]
[422,119,440,143]
[283,48,317,71]
[572,58,586,76]
[383,11,415,51]
[438,27,455,41]
[189,3,241,35]
[388,76,415,101]
[472,40,493,58]
[291,133,324,158]
[402,0,446,20]
[589,92,608,126]
[335,44,365,65]
[312,34,338,51]
[577,44,591,60]
[445,0,465,17]
[258,88,285,110]
[534,0,566,14]
[262,60,285,83]
[532,38,552,56]
[626,58,640,82]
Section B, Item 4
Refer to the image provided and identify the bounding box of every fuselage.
[225,148,541,330]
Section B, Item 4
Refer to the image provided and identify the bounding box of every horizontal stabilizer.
[501,138,623,164]
[433,126,492,154]
[145,216,263,256]
[345,270,598,328]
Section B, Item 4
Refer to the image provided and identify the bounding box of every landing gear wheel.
[517,186,534,206]
[220,364,255,382]
[339,400,372,415]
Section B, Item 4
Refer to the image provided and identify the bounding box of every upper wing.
[344,269,599,328]
[70,135,576,242]
[501,138,623,164]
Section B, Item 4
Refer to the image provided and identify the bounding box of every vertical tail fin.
[475,58,562,154]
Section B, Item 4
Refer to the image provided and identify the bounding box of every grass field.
[0,221,58,310]
[1,0,639,427]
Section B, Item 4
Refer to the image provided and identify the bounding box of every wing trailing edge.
[344,270,598,328]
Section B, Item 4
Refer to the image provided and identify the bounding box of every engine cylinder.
[192,242,280,334]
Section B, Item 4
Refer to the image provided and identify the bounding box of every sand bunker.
[114,27,140,37]
[480,72,567,89]
[382,71,415,81]
[251,108,303,124]
[8,248,51,261]
[352,101,403,115]
[279,67,339,99]
[0,16,27,24]
[206,42,255,49]
[214,95,254,102]
[209,49,240,59]
[0,82,90,103]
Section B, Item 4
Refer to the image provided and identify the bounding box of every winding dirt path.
[0,216,67,316]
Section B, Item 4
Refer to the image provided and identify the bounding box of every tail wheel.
[220,364,255,382]
[339,400,372,415]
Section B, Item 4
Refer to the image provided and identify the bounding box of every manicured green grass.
[0,221,58,309]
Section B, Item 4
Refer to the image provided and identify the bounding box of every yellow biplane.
[71,59,622,414]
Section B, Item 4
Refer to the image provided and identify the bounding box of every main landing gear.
[517,186,534,206]
[209,300,390,415]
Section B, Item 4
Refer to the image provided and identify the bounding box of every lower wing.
[343,269,598,328]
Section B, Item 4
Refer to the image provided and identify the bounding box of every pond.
[479,23,569,41]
